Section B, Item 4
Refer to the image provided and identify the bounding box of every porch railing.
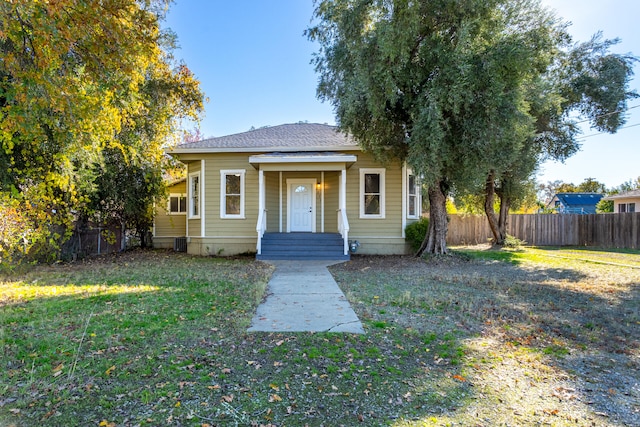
[256,209,267,255]
[337,208,350,256]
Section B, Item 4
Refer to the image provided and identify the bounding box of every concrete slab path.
[247,260,365,334]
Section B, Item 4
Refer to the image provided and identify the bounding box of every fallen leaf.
[269,383,280,391]
[452,374,466,382]
[221,394,234,403]
[105,365,116,376]
[269,394,282,402]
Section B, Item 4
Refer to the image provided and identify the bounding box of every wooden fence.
[447,212,640,249]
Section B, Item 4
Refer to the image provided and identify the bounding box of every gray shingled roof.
[604,189,640,200]
[171,123,359,153]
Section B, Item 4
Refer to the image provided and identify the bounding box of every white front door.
[287,179,316,232]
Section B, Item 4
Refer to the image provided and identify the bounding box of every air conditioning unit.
[174,237,187,252]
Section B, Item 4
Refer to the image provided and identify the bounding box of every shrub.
[503,234,526,249]
[405,217,429,252]
[0,193,70,272]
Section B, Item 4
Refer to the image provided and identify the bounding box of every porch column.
[340,169,346,210]
[340,168,349,255]
[257,169,265,255]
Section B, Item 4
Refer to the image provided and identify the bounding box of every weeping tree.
[308,0,573,254]
[483,34,637,245]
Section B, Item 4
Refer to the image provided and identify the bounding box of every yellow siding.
[323,171,340,232]
[187,161,201,237]
[154,181,187,238]
[265,172,280,232]
[345,152,404,238]
[200,153,258,238]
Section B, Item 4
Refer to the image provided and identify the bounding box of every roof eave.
[167,145,362,155]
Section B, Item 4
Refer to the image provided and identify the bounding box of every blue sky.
[164,0,639,189]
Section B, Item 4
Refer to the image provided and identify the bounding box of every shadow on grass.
[330,253,640,425]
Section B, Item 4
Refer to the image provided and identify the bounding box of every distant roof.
[549,193,604,214]
[603,189,640,200]
[169,123,359,154]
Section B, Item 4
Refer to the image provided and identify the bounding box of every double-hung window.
[360,168,385,218]
[168,194,187,214]
[189,172,200,218]
[220,170,245,219]
[407,171,419,219]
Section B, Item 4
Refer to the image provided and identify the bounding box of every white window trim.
[359,168,385,219]
[406,169,420,220]
[168,193,187,215]
[188,171,201,219]
[220,169,246,219]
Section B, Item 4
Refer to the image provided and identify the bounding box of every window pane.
[226,195,240,215]
[179,197,186,212]
[192,176,199,196]
[365,194,380,215]
[409,196,416,216]
[170,197,178,213]
[408,175,415,195]
[619,204,626,213]
[364,174,380,194]
[629,203,636,213]
[191,176,199,216]
[226,174,241,195]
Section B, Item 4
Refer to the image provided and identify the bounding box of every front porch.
[252,153,355,259]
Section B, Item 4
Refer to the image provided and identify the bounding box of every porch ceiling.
[249,152,357,171]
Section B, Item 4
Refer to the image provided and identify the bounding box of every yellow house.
[153,178,188,250]
[604,189,640,213]
[156,123,421,259]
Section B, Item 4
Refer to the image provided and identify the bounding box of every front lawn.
[1,247,638,426]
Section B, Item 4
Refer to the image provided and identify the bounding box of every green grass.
[1,247,639,426]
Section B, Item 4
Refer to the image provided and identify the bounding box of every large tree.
[483,34,636,245]
[0,0,203,261]
[308,0,569,254]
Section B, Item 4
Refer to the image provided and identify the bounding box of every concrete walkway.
[247,260,365,333]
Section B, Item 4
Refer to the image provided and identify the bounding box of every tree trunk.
[496,192,511,243]
[484,171,505,245]
[416,181,448,256]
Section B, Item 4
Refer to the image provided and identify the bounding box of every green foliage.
[596,199,614,213]
[0,0,204,263]
[503,234,527,249]
[0,193,70,272]
[405,217,429,252]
